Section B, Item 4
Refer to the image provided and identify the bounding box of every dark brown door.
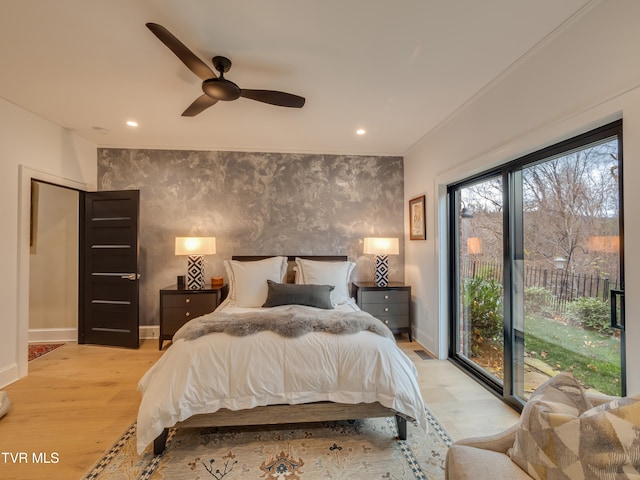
[79,190,140,348]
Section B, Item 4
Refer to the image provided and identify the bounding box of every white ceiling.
[0,0,591,156]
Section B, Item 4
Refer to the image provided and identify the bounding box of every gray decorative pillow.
[262,280,334,309]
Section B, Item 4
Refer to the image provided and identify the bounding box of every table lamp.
[175,237,216,289]
[364,237,399,287]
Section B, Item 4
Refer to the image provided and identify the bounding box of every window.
[448,120,625,407]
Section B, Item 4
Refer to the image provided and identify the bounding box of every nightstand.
[353,282,412,341]
[159,284,227,350]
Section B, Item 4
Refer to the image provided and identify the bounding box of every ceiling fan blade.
[240,89,305,108]
[182,94,219,116]
[146,23,215,81]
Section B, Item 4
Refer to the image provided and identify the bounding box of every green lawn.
[525,315,622,395]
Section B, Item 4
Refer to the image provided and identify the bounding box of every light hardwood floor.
[398,339,520,441]
[0,338,519,480]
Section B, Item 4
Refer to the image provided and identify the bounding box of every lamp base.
[374,255,389,287]
[187,255,205,289]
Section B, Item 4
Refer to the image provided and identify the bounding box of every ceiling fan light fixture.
[202,78,240,101]
[356,128,366,135]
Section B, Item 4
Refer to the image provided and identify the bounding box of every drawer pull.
[384,295,389,299]
[384,307,389,312]
[185,312,190,317]
[385,320,389,324]
[185,298,191,304]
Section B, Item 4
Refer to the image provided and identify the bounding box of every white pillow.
[225,256,288,307]
[295,257,355,305]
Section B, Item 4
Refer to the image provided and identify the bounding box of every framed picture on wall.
[409,195,426,240]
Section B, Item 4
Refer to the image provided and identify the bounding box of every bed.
[137,255,428,455]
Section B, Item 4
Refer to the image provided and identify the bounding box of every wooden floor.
[0,338,519,480]
[398,339,520,441]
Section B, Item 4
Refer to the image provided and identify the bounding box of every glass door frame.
[448,174,508,397]
[448,119,625,409]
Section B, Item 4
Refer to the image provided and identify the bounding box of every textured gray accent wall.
[98,149,404,326]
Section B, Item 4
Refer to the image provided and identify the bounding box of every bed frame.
[154,403,407,454]
[152,255,407,454]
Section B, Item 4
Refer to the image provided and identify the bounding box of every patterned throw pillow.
[510,371,640,479]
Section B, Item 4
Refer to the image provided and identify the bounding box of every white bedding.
[136,299,427,454]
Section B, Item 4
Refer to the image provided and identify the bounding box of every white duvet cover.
[136,299,427,454]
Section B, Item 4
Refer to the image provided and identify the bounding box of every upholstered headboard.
[231,255,348,284]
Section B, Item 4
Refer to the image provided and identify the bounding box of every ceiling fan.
[146,23,305,116]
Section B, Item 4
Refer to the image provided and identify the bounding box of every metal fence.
[461,260,619,311]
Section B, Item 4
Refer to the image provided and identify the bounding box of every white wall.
[0,97,96,388]
[29,182,79,333]
[404,0,640,394]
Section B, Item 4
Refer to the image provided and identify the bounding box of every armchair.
[445,391,620,480]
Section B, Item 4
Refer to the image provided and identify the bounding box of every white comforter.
[136,300,427,454]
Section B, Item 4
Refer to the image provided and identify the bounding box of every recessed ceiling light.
[356,128,366,135]
[126,120,139,127]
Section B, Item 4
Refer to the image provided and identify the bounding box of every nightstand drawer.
[361,302,409,317]
[360,289,409,304]
[162,293,216,309]
[161,316,192,336]
[162,306,212,324]
[377,315,409,330]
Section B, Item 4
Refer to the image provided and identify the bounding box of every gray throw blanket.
[173,305,395,342]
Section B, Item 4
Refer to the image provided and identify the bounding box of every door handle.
[610,289,625,330]
[121,273,141,281]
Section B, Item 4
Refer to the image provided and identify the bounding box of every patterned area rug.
[28,343,65,361]
[83,409,452,480]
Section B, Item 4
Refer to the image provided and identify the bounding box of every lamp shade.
[363,237,399,255]
[175,237,216,256]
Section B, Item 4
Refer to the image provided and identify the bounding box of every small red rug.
[28,343,65,362]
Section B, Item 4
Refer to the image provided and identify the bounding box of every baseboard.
[28,328,77,344]
[140,325,159,340]
[0,362,19,389]
[412,329,445,360]
[29,326,160,343]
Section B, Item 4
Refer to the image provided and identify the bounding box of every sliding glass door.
[453,176,505,389]
[449,121,625,406]
[514,136,624,400]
